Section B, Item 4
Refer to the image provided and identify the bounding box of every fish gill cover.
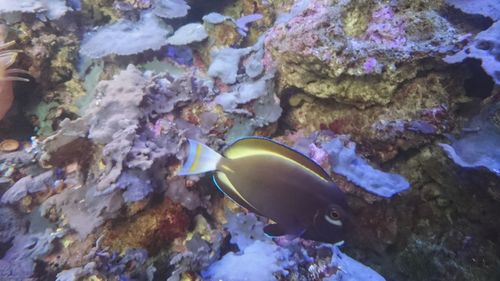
[0,0,498,281]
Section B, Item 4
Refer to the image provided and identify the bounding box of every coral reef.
[440,101,500,176]
[445,21,500,84]
[0,0,499,280]
[203,240,289,281]
[166,23,208,46]
[102,198,189,253]
[0,228,65,280]
[265,0,461,106]
[285,71,465,162]
[153,0,190,19]
[446,0,500,21]
[323,136,410,197]
[0,0,69,20]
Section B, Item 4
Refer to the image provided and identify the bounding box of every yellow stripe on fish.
[223,138,330,183]
[214,171,260,214]
[189,143,203,173]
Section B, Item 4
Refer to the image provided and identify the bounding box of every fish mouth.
[303,213,346,244]
[322,231,346,244]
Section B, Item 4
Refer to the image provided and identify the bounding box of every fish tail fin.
[179,139,222,176]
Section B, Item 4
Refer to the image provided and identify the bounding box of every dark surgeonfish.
[179,137,352,244]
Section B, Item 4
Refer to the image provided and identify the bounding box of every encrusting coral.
[265,0,461,106]
[102,198,190,254]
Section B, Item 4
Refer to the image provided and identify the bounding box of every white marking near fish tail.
[178,139,222,176]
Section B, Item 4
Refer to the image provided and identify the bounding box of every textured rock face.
[264,0,468,161]
[102,198,190,253]
[261,2,500,280]
[285,70,465,161]
[445,21,500,85]
[265,0,461,107]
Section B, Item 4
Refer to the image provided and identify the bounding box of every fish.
[179,137,352,244]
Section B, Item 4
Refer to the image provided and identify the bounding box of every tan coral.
[0,41,28,120]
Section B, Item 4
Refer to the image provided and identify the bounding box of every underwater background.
[0,0,499,280]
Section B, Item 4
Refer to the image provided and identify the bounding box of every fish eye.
[329,210,340,220]
[324,208,342,226]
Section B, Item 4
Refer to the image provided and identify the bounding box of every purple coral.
[166,46,193,65]
[235,14,263,36]
[308,143,328,165]
[363,57,378,73]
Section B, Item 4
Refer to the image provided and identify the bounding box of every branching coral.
[0,41,28,121]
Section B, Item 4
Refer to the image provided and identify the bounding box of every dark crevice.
[185,0,236,23]
[0,74,38,140]
[462,58,494,99]
[275,86,305,135]
[440,6,494,33]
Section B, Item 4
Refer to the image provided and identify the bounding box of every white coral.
[80,12,173,58]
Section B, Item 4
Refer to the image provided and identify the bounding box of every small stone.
[0,139,20,152]
[20,195,33,209]
[65,162,79,174]
[53,179,65,190]
[83,275,105,281]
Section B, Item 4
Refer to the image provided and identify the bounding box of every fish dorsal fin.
[224,137,331,182]
[213,172,262,215]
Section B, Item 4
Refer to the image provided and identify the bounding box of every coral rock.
[103,197,189,253]
[266,0,461,106]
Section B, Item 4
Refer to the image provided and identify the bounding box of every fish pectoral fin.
[263,224,287,237]
[264,224,305,239]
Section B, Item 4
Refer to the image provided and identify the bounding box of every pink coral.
[308,143,328,166]
[264,0,332,57]
[365,6,406,48]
